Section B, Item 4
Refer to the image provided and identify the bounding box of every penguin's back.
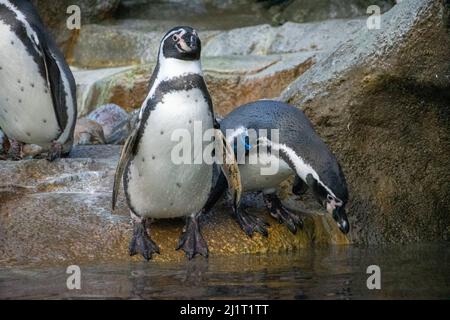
[221,100,348,202]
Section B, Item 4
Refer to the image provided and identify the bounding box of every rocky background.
[1,0,449,266]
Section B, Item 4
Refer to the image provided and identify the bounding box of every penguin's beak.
[181,32,199,52]
[333,206,350,234]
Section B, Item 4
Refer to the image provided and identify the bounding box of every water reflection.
[0,243,448,299]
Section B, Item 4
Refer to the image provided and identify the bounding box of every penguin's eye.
[327,194,334,202]
[172,34,180,42]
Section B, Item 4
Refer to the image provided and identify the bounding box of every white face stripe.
[139,28,202,121]
[0,0,41,52]
[158,28,185,60]
[259,137,339,201]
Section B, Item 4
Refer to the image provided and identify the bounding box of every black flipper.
[214,129,242,212]
[263,193,303,234]
[41,44,68,132]
[112,126,139,210]
[176,214,208,260]
[203,170,228,213]
[129,218,160,261]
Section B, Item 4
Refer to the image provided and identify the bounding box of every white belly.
[126,88,213,219]
[239,152,293,193]
[0,21,60,147]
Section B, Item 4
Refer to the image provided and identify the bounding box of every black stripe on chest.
[136,73,214,152]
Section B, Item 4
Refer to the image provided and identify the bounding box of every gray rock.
[202,19,364,57]
[69,18,363,68]
[74,118,106,145]
[87,104,131,145]
[281,0,450,244]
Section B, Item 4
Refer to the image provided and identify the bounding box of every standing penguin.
[0,0,77,160]
[112,26,241,260]
[204,100,350,236]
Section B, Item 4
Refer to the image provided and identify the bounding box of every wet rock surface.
[281,0,450,243]
[0,146,348,268]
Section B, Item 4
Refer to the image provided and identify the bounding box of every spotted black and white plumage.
[204,100,350,236]
[0,0,77,159]
[112,26,241,260]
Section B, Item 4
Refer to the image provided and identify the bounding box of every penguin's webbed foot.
[8,140,23,160]
[0,136,10,160]
[263,193,303,235]
[177,214,208,260]
[47,141,63,161]
[129,220,160,261]
[234,207,269,237]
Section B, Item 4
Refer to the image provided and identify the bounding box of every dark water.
[0,243,448,300]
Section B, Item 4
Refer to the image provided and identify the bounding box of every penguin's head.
[306,173,350,234]
[161,26,201,61]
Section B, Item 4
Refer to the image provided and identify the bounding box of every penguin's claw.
[234,208,269,238]
[129,222,160,261]
[47,141,62,161]
[177,215,208,260]
[263,194,303,235]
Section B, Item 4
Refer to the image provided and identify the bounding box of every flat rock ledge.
[0,146,348,267]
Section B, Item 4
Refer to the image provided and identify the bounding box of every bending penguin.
[204,100,350,236]
[0,0,77,160]
[112,26,241,260]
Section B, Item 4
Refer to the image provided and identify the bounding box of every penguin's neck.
[149,58,202,96]
[139,57,203,120]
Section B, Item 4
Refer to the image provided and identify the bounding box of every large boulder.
[281,0,450,243]
[73,54,314,116]
[87,104,131,145]
[74,118,106,145]
[0,146,348,268]
[68,18,363,68]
